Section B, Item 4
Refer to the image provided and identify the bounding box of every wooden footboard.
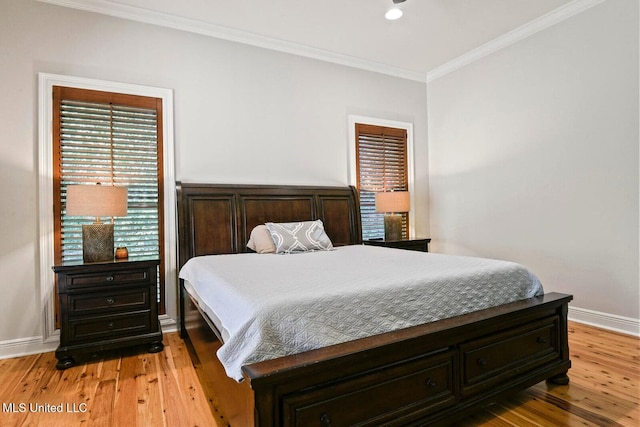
[182,280,572,426]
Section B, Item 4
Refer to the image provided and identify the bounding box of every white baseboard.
[0,336,58,360]
[569,306,640,337]
[160,314,178,333]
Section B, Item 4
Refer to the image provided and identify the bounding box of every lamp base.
[383,215,403,241]
[82,223,114,263]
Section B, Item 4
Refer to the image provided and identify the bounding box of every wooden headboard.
[176,182,362,267]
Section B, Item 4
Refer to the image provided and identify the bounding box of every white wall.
[0,0,429,353]
[428,0,639,331]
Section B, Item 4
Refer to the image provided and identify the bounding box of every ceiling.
[49,0,576,80]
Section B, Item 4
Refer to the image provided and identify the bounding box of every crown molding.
[426,0,607,83]
[37,0,426,83]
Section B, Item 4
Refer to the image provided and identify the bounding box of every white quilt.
[179,245,543,381]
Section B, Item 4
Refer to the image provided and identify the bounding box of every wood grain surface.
[0,322,636,427]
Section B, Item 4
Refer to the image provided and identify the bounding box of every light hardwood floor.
[0,333,220,427]
[0,322,637,426]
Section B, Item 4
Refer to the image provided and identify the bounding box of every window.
[52,86,165,314]
[352,121,412,240]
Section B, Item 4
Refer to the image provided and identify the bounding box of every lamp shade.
[375,191,410,213]
[66,184,128,217]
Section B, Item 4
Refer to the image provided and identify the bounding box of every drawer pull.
[106,297,115,305]
[107,322,114,329]
[426,378,437,388]
[105,275,114,282]
[320,413,332,427]
[477,358,487,368]
[537,337,547,344]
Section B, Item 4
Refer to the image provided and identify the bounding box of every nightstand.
[363,238,431,252]
[52,258,164,369]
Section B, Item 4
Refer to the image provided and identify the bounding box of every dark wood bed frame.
[177,182,572,426]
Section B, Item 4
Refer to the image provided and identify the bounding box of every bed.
[177,182,572,426]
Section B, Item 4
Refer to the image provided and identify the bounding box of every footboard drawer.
[282,350,457,427]
[461,316,561,396]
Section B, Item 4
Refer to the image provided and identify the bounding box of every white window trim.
[38,73,177,343]
[347,115,415,239]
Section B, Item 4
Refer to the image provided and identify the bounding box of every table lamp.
[66,183,128,263]
[375,191,409,241]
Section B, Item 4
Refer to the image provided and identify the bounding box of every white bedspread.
[179,245,543,381]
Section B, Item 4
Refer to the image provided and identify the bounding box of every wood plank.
[163,333,221,426]
[89,358,121,426]
[156,338,194,426]
[111,351,140,427]
[136,353,165,426]
[91,377,117,427]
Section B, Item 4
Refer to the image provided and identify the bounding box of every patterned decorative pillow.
[265,220,334,254]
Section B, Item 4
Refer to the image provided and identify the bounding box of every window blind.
[355,123,409,240]
[53,86,165,312]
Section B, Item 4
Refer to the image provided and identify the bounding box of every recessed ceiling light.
[385,0,406,20]
[385,8,403,20]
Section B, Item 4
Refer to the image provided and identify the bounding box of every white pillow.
[246,224,276,254]
[265,220,333,254]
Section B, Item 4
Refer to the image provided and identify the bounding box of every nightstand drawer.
[63,268,153,291]
[68,288,150,315]
[69,311,152,342]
